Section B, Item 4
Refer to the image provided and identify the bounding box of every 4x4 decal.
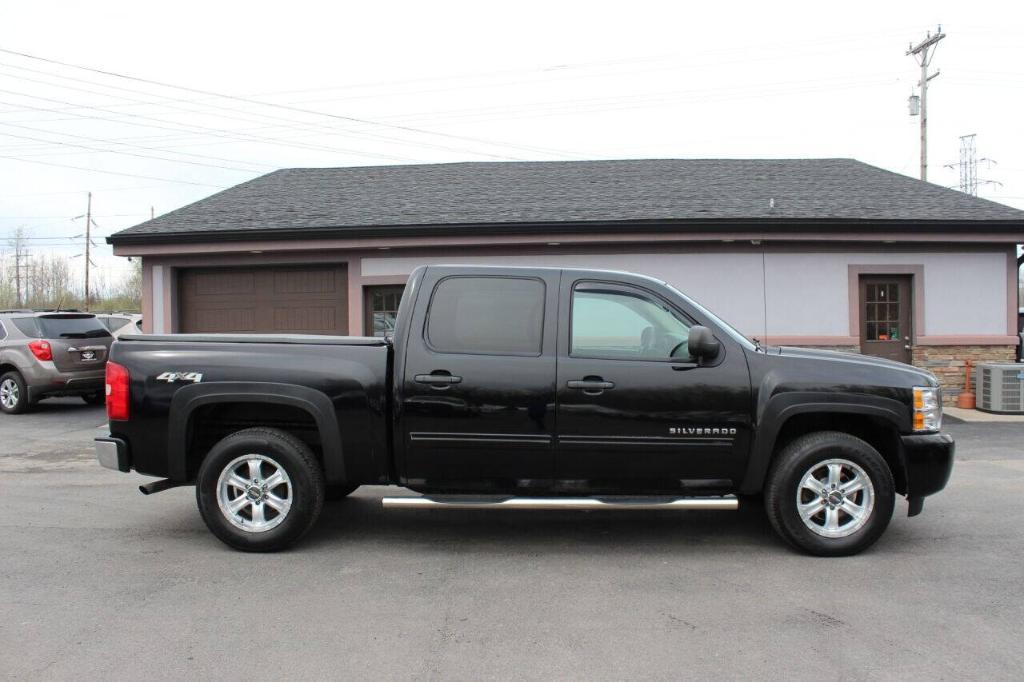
[155,371,203,384]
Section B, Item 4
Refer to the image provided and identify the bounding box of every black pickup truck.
[95,265,953,556]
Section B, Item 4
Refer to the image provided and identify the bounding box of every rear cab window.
[425,276,545,355]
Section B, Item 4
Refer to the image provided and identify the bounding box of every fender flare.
[740,392,909,493]
[167,381,345,483]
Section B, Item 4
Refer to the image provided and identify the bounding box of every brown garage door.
[179,265,348,335]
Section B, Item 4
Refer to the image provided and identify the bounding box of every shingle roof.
[109,159,1024,243]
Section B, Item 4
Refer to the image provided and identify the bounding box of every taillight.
[28,339,53,361]
[106,361,130,421]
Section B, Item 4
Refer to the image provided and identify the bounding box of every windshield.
[35,315,111,339]
[664,285,758,351]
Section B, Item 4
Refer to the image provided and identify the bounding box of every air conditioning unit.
[977,363,1024,414]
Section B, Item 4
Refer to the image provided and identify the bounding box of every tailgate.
[35,315,113,372]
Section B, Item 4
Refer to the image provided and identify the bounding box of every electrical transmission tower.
[944,134,999,196]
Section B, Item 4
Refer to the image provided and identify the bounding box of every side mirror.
[687,326,721,362]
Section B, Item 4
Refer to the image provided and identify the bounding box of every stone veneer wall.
[912,345,1018,405]
[798,344,1018,405]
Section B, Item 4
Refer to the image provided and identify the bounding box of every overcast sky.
[1,0,1021,283]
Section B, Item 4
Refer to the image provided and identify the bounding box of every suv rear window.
[14,315,111,339]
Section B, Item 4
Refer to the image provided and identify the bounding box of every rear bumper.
[95,436,131,473]
[26,365,105,401]
[901,432,955,498]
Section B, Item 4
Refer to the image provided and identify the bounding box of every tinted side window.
[0,321,6,340]
[427,277,544,355]
[12,318,41,338]
[102,317,132,332]
[571,285,692,360]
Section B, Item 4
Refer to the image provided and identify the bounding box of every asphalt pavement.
[1,400,1022,680]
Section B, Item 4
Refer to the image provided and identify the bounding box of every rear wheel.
[0,371,29,415]
[196,427,325,552]
[81,391,105,406]
[765,431,895,557]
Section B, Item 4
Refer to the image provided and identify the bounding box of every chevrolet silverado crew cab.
[95,266,954,556]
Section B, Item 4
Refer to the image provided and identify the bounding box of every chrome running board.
[382,495,738,511]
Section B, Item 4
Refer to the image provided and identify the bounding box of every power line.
[0,45,583,161]
[0,185,163,198]
[0,153,230,187]
[0,129,267,173]
[0,89,423,163]
[0,68,486,160]
[0,118,276,170]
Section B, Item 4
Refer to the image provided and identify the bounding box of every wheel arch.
[741,392,910,495]
[168,382,345,484]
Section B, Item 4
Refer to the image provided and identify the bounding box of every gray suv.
[0,311,114,414]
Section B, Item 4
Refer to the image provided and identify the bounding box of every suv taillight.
[106,361,130,420]
[28,339,53,361]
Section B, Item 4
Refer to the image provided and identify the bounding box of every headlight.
[913,386,942,432]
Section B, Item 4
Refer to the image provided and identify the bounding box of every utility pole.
[907,27,945,182]
[84,191,92,311]
[9,227,29,308]
[14,242,23,308]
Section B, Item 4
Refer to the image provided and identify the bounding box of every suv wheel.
[0,371,29,414]
[82,391,105,406]
[765,431,895,557]
[196,428,325,552]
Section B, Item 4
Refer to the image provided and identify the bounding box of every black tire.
[196,427,325,552]
[325,483,359,501]
[0,371,30,415]
[81,391,105,406]
[764,431,895,557]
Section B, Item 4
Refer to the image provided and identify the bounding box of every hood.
[777,346,938,386]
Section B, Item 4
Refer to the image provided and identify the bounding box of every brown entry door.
[859,275,912,364]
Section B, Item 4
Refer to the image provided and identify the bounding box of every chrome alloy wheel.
[216,454,293,533]
[796,458,875,539]
[0,378,19,410]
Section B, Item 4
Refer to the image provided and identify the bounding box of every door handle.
[569,376,614,387]
[414,373,463,386]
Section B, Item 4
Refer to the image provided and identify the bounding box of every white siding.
[361,250,1008,337]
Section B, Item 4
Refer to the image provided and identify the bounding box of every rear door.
[397,268,559,486]
[35,315,112,371]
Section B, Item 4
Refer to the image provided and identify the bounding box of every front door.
[859,275,912,364]
[554,277,753,491]
[399,270,559,487]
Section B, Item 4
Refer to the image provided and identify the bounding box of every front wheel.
[196,428,325,552]
[764,431,895,557]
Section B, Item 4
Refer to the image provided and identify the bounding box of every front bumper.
[901,432,955,498]
[95,436,131,473]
